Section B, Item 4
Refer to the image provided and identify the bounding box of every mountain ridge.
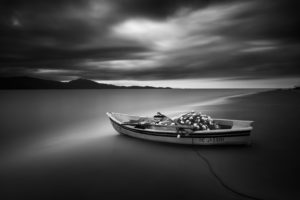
[0,76,171,89]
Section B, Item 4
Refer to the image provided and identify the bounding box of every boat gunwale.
[110,119,250,138]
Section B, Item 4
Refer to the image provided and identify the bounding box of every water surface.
[2,89,297,200]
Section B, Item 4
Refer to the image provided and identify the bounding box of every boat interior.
[107,112,253,132]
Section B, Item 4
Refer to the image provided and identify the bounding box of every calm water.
[0,89,260,155]
[1,89,297,200]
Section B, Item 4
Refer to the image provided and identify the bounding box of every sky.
[0,0,300,88]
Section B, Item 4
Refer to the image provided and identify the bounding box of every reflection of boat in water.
[106,112,254,145]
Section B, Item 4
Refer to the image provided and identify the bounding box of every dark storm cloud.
[216,0,300,42]
[113,0,208,19]
[0,0,150,75]
[0,0,299,85]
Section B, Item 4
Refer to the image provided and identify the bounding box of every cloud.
[103,1,300,81]
[0,0,299,87]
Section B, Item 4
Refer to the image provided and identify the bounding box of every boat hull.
[109,118,251,145]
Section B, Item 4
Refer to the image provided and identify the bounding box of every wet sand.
[0,89,299,200]
[191,89,300,200]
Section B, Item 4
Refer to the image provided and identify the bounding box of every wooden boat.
[106,112,254,145]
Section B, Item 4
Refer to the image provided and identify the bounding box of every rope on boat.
[192,146,264,200]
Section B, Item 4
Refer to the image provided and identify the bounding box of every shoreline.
[164,89,271,118]
[186,89,271,108]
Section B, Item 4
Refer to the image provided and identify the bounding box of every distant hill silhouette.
[65,78,120,89]
[0,77,171,89]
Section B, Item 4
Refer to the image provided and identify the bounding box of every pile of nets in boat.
[151,111,220,131]
[177,111,219,130]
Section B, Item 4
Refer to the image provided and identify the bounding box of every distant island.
[0,77,171,89]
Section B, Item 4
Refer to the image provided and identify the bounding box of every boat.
[106,112,254,145]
